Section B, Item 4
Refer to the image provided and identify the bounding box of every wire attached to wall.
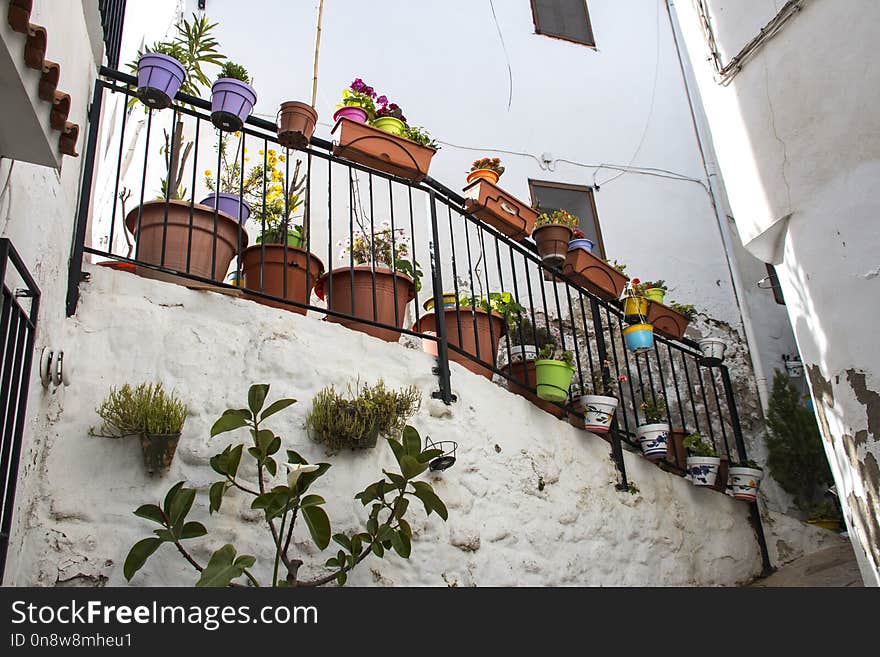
[488,0,513,111]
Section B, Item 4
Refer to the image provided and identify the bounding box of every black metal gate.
[0,238,40,583]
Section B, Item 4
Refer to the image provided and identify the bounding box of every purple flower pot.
[333,106,369,124]
[569,238,594,253]
[136,53,186,110]
[199,193,251,224]
[210,78,257,132]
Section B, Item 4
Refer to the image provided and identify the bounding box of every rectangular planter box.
[331,118,436,182]
[647,301,691,340]
[462,178,538,240]
[562,247,629,301]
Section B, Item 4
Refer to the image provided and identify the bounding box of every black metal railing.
[98,0,126,69]
[0,238,40,583]
[68,70,770,571]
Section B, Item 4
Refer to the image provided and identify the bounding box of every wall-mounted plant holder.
[136,53,185,110]
[425,436,457,471]
[647,301,691,340]
[783,354,804,378]
[462,178,538,240]
[140,432,181,474]
[562,248,629,301]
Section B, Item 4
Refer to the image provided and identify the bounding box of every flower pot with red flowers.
[622,279,649,324]
[568,227,595,253]
[316,226,418,342]
[562,251,629,301]
[532,209,578,268]
[466,157,505,185]
[210,61,257,132]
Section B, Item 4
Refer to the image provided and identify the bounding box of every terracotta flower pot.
[462,178,538,240]
[647,301,691,340]
[416,306,506,379]
[241,244,324,314]
[332,117,436,182]
[315,265,415,342]
[667,428,689,471]
[140,432,181,474]
[124,200,248,283]
[466,169,500,185]
[532,224,573,267]
[278,101,318,150]
[562,248,629,301]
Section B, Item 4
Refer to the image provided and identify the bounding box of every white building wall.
[672,0,880,585]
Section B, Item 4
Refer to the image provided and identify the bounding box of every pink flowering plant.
[338,78,378,119]
[572,360,628,397]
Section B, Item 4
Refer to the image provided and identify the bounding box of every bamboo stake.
[311,0,324,108]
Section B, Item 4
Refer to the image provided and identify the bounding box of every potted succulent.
[683,432,721,486]
[648,300,696,341]
[210,61,257,132]
[698,336,727,365]
[535,345,576,403]
[316,225,417,342]
[728,459,764,502]
[200,132,254,223]
[568,227,594,253]
[532,209,578,267]
[91,383,188,475]
[467,157,505,185]
[241,157,324,314]
[562,251,629,301]
[637,394,669,460]
[569,361,627,434]
[332,78,438,181]
[333,78,377,124]
[418,291,518,380]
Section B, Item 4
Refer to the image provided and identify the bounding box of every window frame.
[528,179,605,259]
[530,0,596,48]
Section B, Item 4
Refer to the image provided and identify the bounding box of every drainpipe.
[664,0,770,412]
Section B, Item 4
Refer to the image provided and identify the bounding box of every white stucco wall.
[4,265,805,587]
[672,0,880,585]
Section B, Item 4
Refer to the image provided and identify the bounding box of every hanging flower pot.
[637,423,670,459]
[140,433,182,474]
[728,465,763,502]
[686,456,721,486]
[534,347,576,402]
[333,106,369,123]
[698,337,726,365]
[371,116,407,136]
[462,178,538,240]
[136,52,186,109]
[241,245,324,314]
[576,395,619,434]
[533,223,574,268]
[562,248,629,300]
[623,296,648,323]
[199,192,251,224]
[569,237,594,253]
[623,323,654,353]
[210,63,257,132]
[277,101,318,150]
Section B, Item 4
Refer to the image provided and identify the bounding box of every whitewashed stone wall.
[5,267,835,587]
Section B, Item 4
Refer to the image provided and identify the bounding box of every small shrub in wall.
[124,384,448,587]
[305,380,421,451]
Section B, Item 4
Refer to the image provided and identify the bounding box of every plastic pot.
[199,193,251,224]
[645,287,665,303]
[532,223,573,267]
[535,359,575,402]
[577,394,619,434]
[466,169,500,185]
[136,53,185,109]
[462,178,538,240]
[728,466,763,502]
[242,245,323,314]
[568,237,594,253]
[637,423,669,459]
[623,296,648,323]
[371,116,407,137]
[623,323,654,353]
[333,106,369,123]
[416,307,507,379]
[278,101,318,150]
[686,456,721,486]
[211,77,257,132]
[140,432,181,474]
[422,292,458,311]
[698,337,726,365]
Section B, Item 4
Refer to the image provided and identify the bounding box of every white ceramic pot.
[728,466,763,501]
[687,456,721,486]
[637,423,669,459]
[577,395,618,434]
[497,343,537,369]
[698,337,726,365]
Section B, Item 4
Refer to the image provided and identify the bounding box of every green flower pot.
[645,288,665,303]
[534,359,575,402]
[372,116,406,137]
[257,232,303,248]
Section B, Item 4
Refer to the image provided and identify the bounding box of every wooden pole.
[311,0,324,108]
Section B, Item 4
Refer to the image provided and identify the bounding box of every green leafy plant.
[626,482,640,495]
[458,291,525,325]
[535,209,579,229]
[124,384,448,587]
[538,344,575,367]
[639,393,666,424]
[91,383,187,437]
[470,157,504,175]
[339,226,422,291]
[306,380,421,452]
[731,459,762,469]
[669,302,697,320]
[404,125,438,149]
[683,432,717,457]
[606,259,627,273]
[218,60,251,83]
[765,370,834,513]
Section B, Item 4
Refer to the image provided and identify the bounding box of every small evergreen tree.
[765,370,834,512]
